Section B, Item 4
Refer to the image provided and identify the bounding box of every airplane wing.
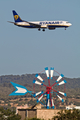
[25,21,41,28]
[8,21,41,28]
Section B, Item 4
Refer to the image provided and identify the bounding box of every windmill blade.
[37,90,47,103]
[57,94,64,102]
[9,82,30,96]
[33,80,43,85]
[46,93,50,109]
[58,91,67,96]
[52,99,55,109]
[50,67,54,79]
[37,95,43,102]
[56,74,64,82]
[33,91,43,97]
[57,80,67,86]
[47,99,50,109]
[35,74,44,82]
[45,67,49,79]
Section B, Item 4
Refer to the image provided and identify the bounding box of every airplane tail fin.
[12,10,22,22]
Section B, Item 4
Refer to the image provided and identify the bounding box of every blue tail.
[12,10,22,22]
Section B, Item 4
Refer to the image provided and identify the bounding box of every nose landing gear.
[65,27,66,30]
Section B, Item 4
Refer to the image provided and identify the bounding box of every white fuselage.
[15,20,72,30]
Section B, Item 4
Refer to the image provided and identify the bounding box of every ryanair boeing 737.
[8,10,72,31]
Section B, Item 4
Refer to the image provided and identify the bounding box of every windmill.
[9,67,67,109]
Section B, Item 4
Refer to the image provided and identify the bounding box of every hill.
[0,74,80,109]
[0,74,80,98]
[0,74,80,88]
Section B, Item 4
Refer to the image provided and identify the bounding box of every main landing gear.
[42,29,45,31]
[38,28,45,31]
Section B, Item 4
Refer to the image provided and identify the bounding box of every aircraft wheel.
[38,28,41,31]
[42,29,45,31]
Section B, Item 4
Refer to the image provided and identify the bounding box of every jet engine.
[48,27,56,30]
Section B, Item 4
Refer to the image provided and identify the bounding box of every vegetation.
[0,107,21,120]
[52,109,80,120]
[26,118,43,120]
[0,74,80,108]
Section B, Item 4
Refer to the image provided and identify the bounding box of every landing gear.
[65,28,66,30]
[42,29,45,31]
[38,28,45,31]
[38,28,41,31]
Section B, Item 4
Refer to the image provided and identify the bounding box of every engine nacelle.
[48,27,56,30]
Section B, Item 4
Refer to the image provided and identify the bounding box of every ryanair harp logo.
[14,15,19,20]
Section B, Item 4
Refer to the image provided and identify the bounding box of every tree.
[0,107,21,120]
[7,114,21,120]
[52,109,80,120]
[26,118,43,120]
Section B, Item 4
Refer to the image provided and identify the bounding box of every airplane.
[8,10,72,31]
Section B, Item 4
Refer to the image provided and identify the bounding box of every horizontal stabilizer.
[7,21,15,24]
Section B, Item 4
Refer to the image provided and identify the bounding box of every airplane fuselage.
[15,20,71,30]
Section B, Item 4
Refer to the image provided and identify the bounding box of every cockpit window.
[66,22,69,23]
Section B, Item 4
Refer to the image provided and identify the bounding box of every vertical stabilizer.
[12,10,22,22]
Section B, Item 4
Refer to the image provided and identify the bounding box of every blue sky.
[0,0,80,78]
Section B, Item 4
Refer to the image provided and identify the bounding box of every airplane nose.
[70,23,72,26]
